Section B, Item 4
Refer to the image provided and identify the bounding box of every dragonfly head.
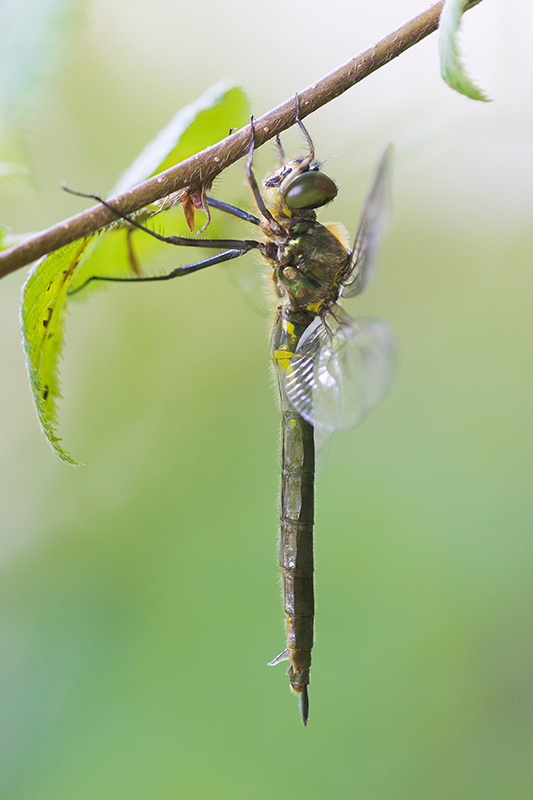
[262,159,338,218]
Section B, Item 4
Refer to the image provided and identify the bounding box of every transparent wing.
[340,145,392,298]
[283,307,396,433]
[225,253,270,317]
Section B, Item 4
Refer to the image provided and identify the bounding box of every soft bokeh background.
[1,0,533,797]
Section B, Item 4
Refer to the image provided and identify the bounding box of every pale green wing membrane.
[283,309,395,433]
[340,146,392,299]
[20,83,249,462]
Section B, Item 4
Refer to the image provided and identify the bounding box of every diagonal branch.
[0,0,483,280]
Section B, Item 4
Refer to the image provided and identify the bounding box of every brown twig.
[0,0,484,279]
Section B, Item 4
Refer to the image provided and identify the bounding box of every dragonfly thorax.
[259,156,346,311]
[269,221,351,312]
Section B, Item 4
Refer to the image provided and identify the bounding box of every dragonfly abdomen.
[271,306,317,724]
[279,404,315,721]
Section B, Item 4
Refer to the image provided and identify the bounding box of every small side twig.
[0,0,483,279]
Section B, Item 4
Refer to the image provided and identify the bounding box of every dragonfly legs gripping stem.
[245,116,282,234]
[61,185,262,295]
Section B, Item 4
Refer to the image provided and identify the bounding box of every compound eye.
[284,171,338,209]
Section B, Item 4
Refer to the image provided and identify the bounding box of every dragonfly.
[65,105,395,726]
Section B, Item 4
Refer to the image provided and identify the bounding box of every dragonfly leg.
[278,96,315,195]
[245,117,282,233]
[205,196,261,226]
[68,247,254,295]
[275,134,285,164]
[294,93,315,164]
[62,186,261,253]
[62,184,181,244]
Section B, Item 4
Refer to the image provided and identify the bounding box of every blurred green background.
[1,1,533,797]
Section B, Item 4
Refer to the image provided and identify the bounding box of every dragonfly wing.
[225,255,270,317]
[340,145,392,299]
[284,308,396,432]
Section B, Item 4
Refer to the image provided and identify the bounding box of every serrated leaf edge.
[20,241,91,466]
[439,0,491,102]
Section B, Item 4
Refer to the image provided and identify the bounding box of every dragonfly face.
[262,158,338,214]
[66,112,395,727]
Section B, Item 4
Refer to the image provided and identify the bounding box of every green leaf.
[112,80,248,193]
[21,238,96,465]
[20,82,250,463]
[69,81,249,294]
[439,0,491,102]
